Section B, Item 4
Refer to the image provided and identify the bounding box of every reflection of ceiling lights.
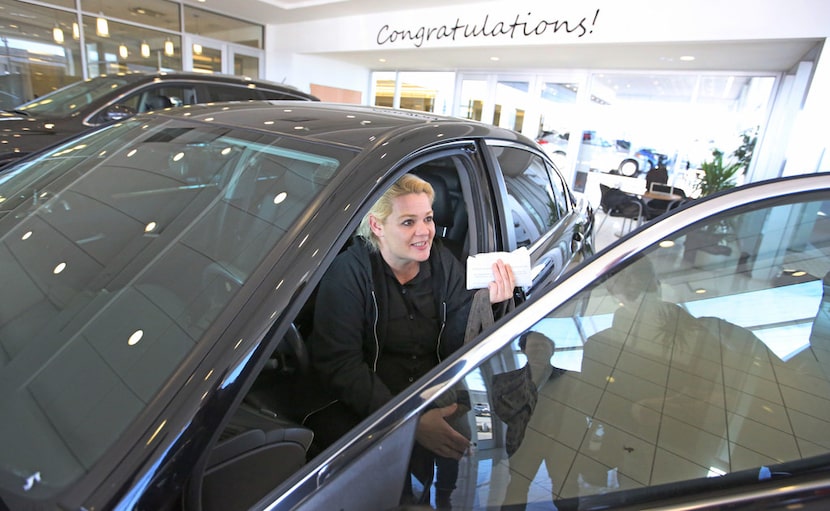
[193,43,203,55]
[141,41,150,58]
[164,39,174,56]
[72,22,79,40]
[119,44,128,59]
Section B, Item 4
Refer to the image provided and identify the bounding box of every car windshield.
[0,115,353,500]
[15,75,134,117]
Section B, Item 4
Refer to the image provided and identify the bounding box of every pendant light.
[52,24,64,44]
[96,14,109,37]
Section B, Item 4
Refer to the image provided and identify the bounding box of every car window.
[17,76,133,117]
[491,146,563,249]
[417,191,830,509]
[259,89,306,101]
[208,84,267,102]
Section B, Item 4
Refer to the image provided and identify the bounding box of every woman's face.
[370,192,435,268]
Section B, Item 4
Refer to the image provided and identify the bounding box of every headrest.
[146,95,173,110]
[413,170,453,229]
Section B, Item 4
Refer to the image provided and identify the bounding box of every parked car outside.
[0,101,592,511]
[473,403,491,416]
[536,129,640,177]
[0,71,318,168]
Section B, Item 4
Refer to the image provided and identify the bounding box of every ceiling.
[181,0,822,74]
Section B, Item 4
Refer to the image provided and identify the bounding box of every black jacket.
[309,237,473,417]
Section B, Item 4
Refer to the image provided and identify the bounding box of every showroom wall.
[266,0,830,184]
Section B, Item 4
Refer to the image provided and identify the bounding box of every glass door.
[231,48,261,79]
[185,35,223,74]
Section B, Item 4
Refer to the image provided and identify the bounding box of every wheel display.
[618,158,639,177]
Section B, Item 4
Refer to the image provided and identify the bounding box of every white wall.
[264,0,830,179]
[265,26,371,96]
[269,0,830,55]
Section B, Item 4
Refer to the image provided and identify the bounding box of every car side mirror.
[103,104,137,122]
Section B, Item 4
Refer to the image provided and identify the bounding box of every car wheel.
[619,158,639,177]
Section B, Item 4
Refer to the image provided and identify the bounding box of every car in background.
[537,129,640,177]
[0,71,318,168]
[0,101,592,511]
[633,147,676,172]
[473,403,491,416]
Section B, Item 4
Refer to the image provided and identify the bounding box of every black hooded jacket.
[308,237,473,418]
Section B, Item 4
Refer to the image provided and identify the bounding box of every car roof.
[150,101,527,151]
[89,71,319,100]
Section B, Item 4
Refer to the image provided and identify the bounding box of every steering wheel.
[264,322,309,376]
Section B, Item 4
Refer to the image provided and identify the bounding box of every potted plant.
[685,145,748,265]
[695,149,743,197]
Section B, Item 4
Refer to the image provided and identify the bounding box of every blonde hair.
[357,173,434,250]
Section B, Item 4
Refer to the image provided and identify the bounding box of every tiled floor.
[440,207,830,509]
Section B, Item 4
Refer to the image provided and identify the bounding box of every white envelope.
[466,246,532,289]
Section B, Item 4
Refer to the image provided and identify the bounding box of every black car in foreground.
[0,72,318,168]
[0,101,593,510]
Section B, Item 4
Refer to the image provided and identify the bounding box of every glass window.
[80,0,181,32]
[234,53,260,79]
[191,43,223,74]
[458,79,487,121]
[372,72,455,114]
[492,146,562,248]
[82,15,182,74]
[208,85,265,102]
[184,5,263,49]
[0,2,83,104]
[423,191,830,509]
[494,80,530,133]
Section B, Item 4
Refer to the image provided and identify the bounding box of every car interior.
[189,156,474,511]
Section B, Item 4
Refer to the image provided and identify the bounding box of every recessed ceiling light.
[378,58,386,63]
[680,55,695,61]
[490,56,500,61]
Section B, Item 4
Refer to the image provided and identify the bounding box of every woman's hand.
[488,259,516,304]
[415,404,470,460]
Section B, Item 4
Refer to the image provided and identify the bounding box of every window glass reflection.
[0,3,83,103]
[184,5,264,49]
[80,0,181,32]
[424,194,830,508]
[82,16,182,74]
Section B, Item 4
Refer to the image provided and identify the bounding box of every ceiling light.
[164,38,174,56]
[128,330,144,346]
[72,22,79,40]
[680,55,695,62]
[118,44,128,59]
[490,56,500,61]
[141,41,150,58]
[96,15,109,37]
[193,43,203,55]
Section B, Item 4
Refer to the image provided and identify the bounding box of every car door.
[276,172,830,511]
[484,141,588,295]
